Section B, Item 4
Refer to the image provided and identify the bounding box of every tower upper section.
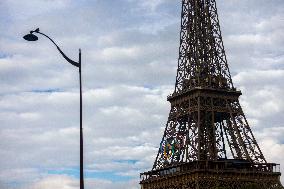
[174,0,234,94]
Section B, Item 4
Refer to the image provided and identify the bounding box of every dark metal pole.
[23,29,85,188]
[79,49,84,189]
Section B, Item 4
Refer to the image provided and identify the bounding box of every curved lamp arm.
[31,29,80,68]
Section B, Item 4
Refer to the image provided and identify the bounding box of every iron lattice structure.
[140,0,283,189]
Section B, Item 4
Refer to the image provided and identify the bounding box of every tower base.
[140,160,283,189]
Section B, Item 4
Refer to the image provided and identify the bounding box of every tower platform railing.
[140,160,281,182]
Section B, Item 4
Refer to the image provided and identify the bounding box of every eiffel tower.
[140,0,283,189]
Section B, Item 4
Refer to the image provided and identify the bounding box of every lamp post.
[23,28,84,189]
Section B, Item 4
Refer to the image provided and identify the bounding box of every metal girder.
[153,91,266,170]
[174,0,233,93]
[140,0,283,188]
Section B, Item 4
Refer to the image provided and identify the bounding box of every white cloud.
[257,127,284,183]
[100,46,140,61]
[30,175,78,189]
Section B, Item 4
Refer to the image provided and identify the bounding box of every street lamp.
[23,28,84,189]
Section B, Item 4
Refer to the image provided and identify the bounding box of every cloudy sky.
[0,0,283,188]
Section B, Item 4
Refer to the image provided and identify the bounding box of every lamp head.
[23,33,38,41]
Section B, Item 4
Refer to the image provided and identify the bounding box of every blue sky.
[0,0,284,188]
